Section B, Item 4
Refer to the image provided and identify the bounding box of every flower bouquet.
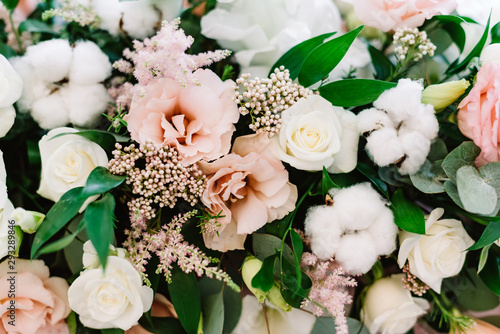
[1,0,500,333]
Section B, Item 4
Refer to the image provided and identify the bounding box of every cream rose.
[37,127,109,203]
[273,95,358,172]
[360,274,430,334]
[0,150,15,260]
[0,54,22,138]
[68,256,154,330]
[398,208,474,293]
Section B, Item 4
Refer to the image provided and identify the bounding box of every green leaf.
[252,233,294,264]
[456,165,497,215]
[269,32,336,79]
[442,141,480,184]
[469,221,500,251]
[427,15,473,52]
[428,139,449,162]
[444,180,465,209]
[479,245,500,297]
[67,312,77,334]
[101,329,124,334]
[138,317,186,334]
[311,317,370,334]
[83,166,126,197]
[290,229,304,285]
[368,45,395,80]
[37,218,86,255]
[322,166,340,197]
[298,26,363,87]
[446,17,490,75]
[280,272,311,308]
[18,19,58,34]
[410,160,446,194]
[201,293,224,334]
[492,21,500,44]
[0,43,16,58]
[391,189,426,234]
[251,253,277,292]
[51,130,118,154]
[478,244,493,274]
[1,0,19,11]
[318,79,396,107]
[222,282,242,333]
[31,187,87,258]
[168,266,201,334]
[357,162,389,199]
[84,193,116,270]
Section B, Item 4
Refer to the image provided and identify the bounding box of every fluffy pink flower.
[124,69,239,165]
[0,259,71,334]
[458,62,500,167]
[352,0,457,32]
[199,134,298,252]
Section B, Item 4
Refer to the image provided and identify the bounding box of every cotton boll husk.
[374,79,424,123]
[24,39,73,83]
[10,57,51,113]
[93,0,123,36]
[335,231,378,274]
[31,91,70,129]
[121,2,160,39]
[357,108,394,135]
[365,127,404,167]
[366,208,398,255]
[69,41,112,85]
[401,105,439,140]
[398,131,431,175]
[62,84,112,128]
[331,183,387,231]
[304,205,342,260]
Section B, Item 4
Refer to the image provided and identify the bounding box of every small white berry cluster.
[234,66,313,136]
[108,142,206,220]
[393,27,436,61]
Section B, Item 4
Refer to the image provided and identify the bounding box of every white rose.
[0,150,16,259]
[200,0,342,77]
[0,54,22,138]
[398,208,474,293]
[82,240,127,270]
[273,95,358,172]
[480,44,500,65]
[37,127,109,203]
[68,256,154,330]
[360,274,430,334]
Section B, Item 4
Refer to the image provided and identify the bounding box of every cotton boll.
[357,108,394,136]
[151,0,183,21]
[366,208,398,255]
[398,131,431,175]
[24,39,73,83]
[62,84,112,128]
[331,183,387,231]
[121,2,160,39]
[10,58,51,113]
[31,91,70,129]
[305,205,342,260]
[365,127,404,167]
[69,41,112,85]
[374,79,424,123]
[93,0,123,36]
[402,105,439,140]
[335,231,378,274]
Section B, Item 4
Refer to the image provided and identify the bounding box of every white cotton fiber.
[398,131,431,175]
[69,41,112,85]
[24,39,73,83]
[31,91,70,129]
[10,58,51,113]
[374,79,424,123]
[305,205,342,260]
[63,84,112,128]
[93,0,123,36]
[365,127,404,167]
[121,2,160,39]
[367,208,397,255]
[402,105,439,140]
[357,108,394,135]
[335,231,378,275]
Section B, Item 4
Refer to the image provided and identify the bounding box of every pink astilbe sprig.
[124,210,240,292]
[301,252,357,334]
[114,18,231,88]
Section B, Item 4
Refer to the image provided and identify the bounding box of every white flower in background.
[11,39,112,130]
[232,295,316,334]
[398,208,474,293]
[68,249,154,330]
[201,0,342,77]
[0,150,16,259]
[480,44,500,65]
[0,54,22,138]
[360,274,430,334]
[455,0,500,26]
[82,240,127,270]
[11,207,45,234]
[357,79,439,175]
[305,183,397,274]
[273,95,359,173]
[37,127,109,203]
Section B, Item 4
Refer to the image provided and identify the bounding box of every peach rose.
[352,0,457,32]
[199,134,298,251]
[126,294,178,334]
[458,62,500,167]
[0,259,71,334]
[125,69,239,165]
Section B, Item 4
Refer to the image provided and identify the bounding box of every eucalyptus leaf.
[390,189,426,234]
[201,293,224,334]
[410,160,446,194]
[252,233,294,264]
[311,317,370,334]
[318,79,396,107]
[222,283,242,334]
[444,180,465,209]
[428,138,448,161]
[478,244,493,274]
[441,141,480,183]
[168,266,201,334]
[456,165,497,215]
[469,221,500,251]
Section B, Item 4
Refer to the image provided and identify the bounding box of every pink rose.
[458,62,500,167]
[352,0,457,32]
[0,259,71,334]
[199,134,298,252]
[124,69,239,165]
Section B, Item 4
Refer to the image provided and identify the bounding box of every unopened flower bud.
[267,282,292,312]
[11,207,45,234]
[241,256,267,303]
[421,79,470,112]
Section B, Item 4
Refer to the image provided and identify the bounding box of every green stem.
[9,11,23,54]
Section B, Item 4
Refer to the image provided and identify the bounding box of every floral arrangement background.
[0,0,500,333]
